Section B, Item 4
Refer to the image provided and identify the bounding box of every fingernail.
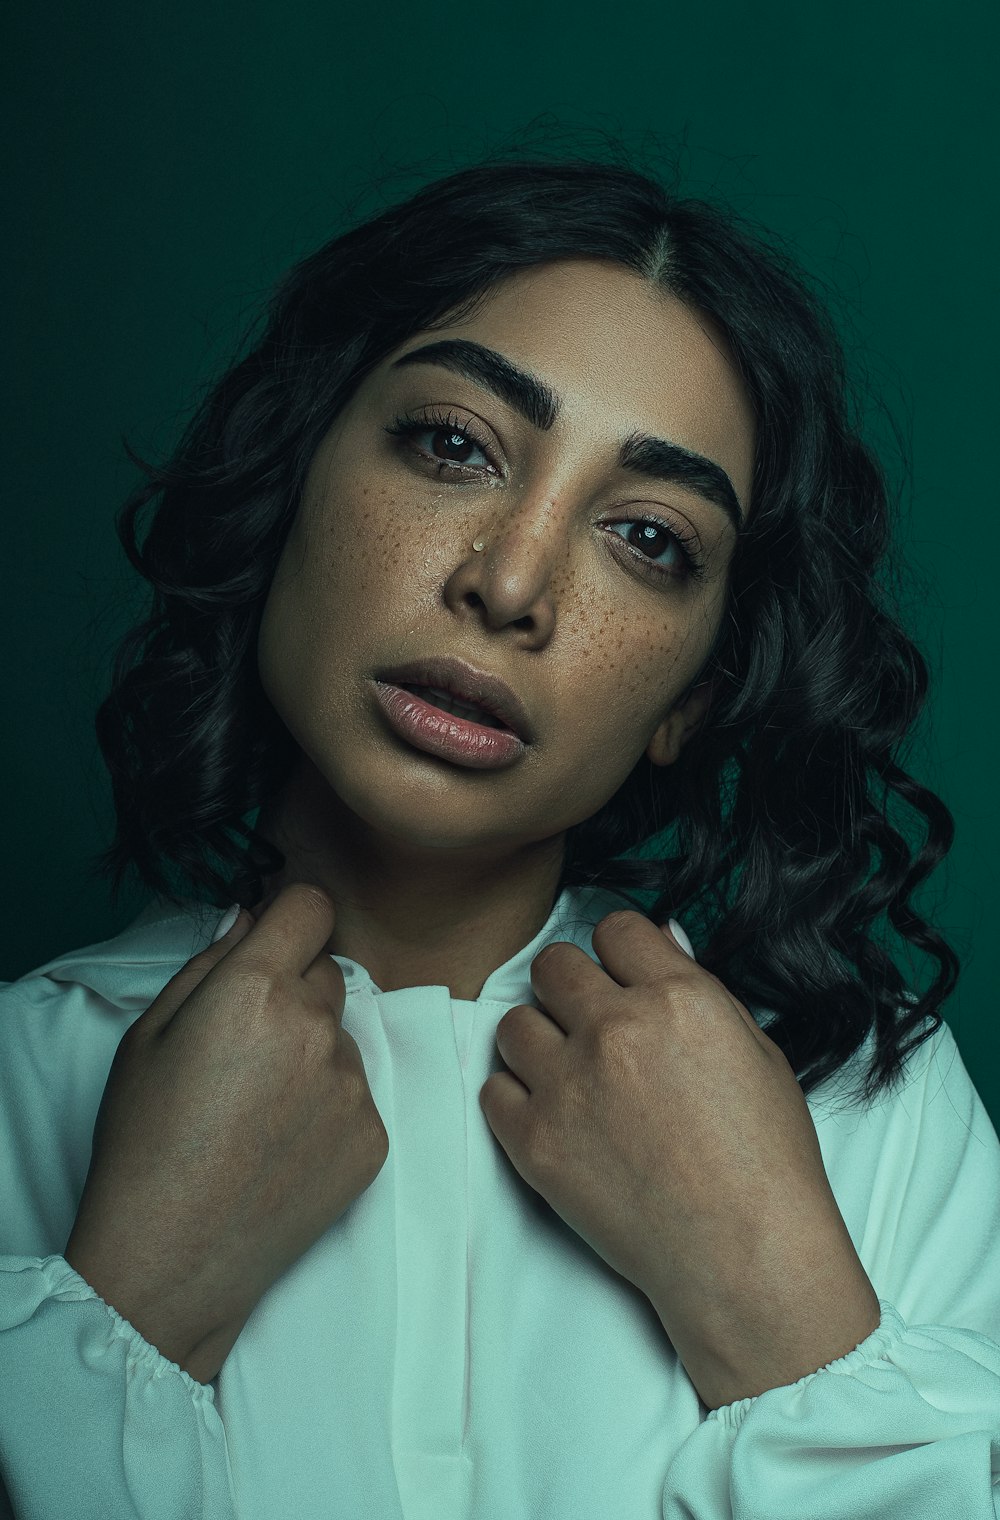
[211,904,241,943]
[667,918,696,960]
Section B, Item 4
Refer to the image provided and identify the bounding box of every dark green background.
[3,2,996,1126]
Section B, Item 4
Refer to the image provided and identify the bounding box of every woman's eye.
[425,426,491,470]
[385,414,498,476]
[598,513,702,577]
[384,411,706,586]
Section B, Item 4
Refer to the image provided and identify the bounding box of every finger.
[136,906,255,1032]
[589,909,695,988]
[301,948,348,1025]
[240,881,338,978]
[177,903,254,977]
[496,1001,565,1079]
[528,940,610,1032]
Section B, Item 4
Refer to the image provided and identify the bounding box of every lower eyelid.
[402,423,498,473]
[606,521,707,584]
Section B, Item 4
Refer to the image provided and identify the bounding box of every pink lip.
[371,681,527,770]
[374,655,533,743]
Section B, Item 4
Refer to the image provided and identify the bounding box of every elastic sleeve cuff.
[0,1254,218,1404]
[707,1297,905,1430]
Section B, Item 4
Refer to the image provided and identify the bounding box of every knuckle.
[524,1115,560,1178]
[230,960,281,1013]
[592,1007,639,1054]
[601,909,635,929]
[670,977,713,1021]
[368,1111,390,1156]
[591,910,631,942]
[651,968,700,1012]
[299,882,334,916]
[296,1004,335,1056]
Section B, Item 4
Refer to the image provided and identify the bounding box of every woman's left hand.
[479,909,881,1409]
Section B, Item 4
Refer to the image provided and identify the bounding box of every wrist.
[64,1235,238,1382]
[652,1249,882,1411]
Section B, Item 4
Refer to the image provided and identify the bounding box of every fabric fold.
[0,1256,237,1520]
[663,1300,1000,1517]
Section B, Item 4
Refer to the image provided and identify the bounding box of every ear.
[646,679,715,767]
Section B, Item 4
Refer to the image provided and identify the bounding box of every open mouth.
[396,683,508,730]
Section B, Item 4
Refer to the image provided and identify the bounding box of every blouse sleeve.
[0,1255,239,1520]
[661,1022,1000,1518]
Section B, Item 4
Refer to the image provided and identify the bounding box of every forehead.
[404,258,756,509]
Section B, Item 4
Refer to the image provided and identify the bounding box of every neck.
[251,759,566,999]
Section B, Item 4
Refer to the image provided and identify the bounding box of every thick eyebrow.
[390,338,745,533]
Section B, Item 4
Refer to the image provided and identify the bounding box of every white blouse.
[1,884,998,1518]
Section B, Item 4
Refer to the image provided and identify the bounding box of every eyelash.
[384,408,708,586]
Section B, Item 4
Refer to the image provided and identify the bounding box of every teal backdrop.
[3,1,996,1127]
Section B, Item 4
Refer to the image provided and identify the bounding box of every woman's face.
[257,257,754,864]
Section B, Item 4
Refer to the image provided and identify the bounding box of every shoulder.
[0,897,231,1113]
[805,1016,980,1132]
[801,1015,1000,1235]
[0,899,233,1254]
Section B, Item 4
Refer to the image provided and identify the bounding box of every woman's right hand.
[64,882,388,1384]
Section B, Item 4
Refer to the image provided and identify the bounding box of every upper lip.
[375,656,534,743]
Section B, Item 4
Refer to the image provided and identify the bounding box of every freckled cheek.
[564,624,681,745]
[319,479,414,595]
[560,640,663,743]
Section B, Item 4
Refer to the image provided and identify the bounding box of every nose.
[446,498,568,638]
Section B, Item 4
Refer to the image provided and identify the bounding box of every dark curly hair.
[90,151,958,1111]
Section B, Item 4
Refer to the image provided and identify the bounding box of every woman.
[1,156,998,1519]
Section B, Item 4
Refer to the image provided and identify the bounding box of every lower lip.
[371,681,527,769]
